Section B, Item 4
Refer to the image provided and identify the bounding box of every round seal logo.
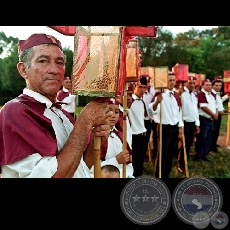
[120,176,171,225]
[211,211,229,229]
[172,177,223,225]
[191,211,211,229]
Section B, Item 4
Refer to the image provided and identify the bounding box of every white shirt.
[128,94,147,135]
[143,86,155,121]
[118,104,132,148]
[1,88,91,178]
[57,87,76,113]
[212,89,225,112]
[181,87,200,126]
[198,89,217,119]
[148,89,184,127]
[90,127,134,178]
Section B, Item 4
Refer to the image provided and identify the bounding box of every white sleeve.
[148,99,159,115]
[222,94,229,102]
[5,153,58,178]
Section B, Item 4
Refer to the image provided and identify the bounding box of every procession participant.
[101,165,120,178]
[128,76,148,177]
[210,76,226,152]
[57,76,76,119]
[177,76,200,174]
[0,33,112,178]
[195,79,218,161]
[115,82,133,147]
[142,75,156,160]
[148,72,183,178]
[90,98,134,178]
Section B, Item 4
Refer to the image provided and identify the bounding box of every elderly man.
[0,33,112,178]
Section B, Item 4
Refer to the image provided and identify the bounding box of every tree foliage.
[0,33,74,104]
[1,26,230,105]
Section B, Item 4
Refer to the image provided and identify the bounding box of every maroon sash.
[57,90,69,101]
[151,91,182,107]
[0,94,75,168]
[129,97,148,117]
[100,129,132,164]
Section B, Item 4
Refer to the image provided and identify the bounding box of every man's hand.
[116,150,130,164]
[79,97,113,128]
[178,127,183,138]
[91,124,110,143]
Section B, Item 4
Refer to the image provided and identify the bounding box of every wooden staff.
[179,82,189,178]
[94,136,102,178]
[226,102,230,146]
[159,89,163,178]
[154,66,168,178]
[122,82,128,178]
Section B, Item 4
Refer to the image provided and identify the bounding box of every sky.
[0,26,219,51]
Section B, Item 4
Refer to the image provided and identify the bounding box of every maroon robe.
[100,129,132,164]
[0,94,75,171]
[57,90,70,101]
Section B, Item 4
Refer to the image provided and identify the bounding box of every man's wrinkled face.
[18,44,65,101]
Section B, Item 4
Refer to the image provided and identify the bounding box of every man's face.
[203,82,212,92]
[19,44,65,101]
[62,78,72,90]
[185,80,196,91]
[168,75,176,90]
[134,84,147,97]
[212,82,222,92]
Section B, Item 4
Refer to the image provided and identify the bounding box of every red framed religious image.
[154,66,168,89]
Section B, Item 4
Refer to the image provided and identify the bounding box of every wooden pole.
[159,89,163,178]
[94,136,102,178]
[122,82,128,178]
[179,82,189,178]
[182,127,189,178]
[226,102,230,146]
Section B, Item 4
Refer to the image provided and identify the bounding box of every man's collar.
[23,88,53,108]
[62,87,69,92]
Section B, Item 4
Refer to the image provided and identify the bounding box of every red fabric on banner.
[47,26,76,36]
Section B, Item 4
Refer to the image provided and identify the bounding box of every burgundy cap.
[18,33,62,54]
[201,79,211,85]
[106,98,119,105]
[137,75,148,86]
[188,76,197,81]
[127,83,134,91]
[212,76,223,84]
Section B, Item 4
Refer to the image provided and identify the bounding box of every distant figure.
[57,76,76,119]
[101,165,120,178]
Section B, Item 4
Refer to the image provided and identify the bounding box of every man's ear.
[17,62,28,80]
